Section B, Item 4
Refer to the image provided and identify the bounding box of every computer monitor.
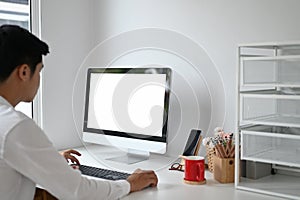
[82,67,172,164]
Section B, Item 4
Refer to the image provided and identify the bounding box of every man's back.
[0,96,36,200]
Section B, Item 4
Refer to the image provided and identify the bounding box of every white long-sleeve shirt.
[0,96,130,200]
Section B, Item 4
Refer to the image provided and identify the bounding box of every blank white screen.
[87,73,166,137]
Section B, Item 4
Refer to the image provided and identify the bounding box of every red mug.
[184,156,205,183]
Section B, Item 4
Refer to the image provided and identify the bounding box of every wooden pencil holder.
[213,155,234,183]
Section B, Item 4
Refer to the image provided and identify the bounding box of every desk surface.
[75,145,284,200]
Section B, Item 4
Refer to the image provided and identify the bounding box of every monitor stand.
[106,149,150,164]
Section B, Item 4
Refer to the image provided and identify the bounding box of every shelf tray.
[237,174,300,199]
[241,126,300,168]
[241,90,300,99]
[242,115,300,128]
[242,55,300,61]
[239,41,300,48]
[242,149,300,168]
[242,82,300,88]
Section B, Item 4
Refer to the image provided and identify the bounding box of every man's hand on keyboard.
[60,149,81,165]
[126,169,158,192]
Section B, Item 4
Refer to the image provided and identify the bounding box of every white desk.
[74,145,285,200]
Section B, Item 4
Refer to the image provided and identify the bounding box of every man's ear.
[17,64,31,81]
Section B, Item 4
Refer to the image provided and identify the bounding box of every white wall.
[40,0,300,156]
[40,0,94,149]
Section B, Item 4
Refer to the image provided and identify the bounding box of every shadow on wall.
[71,28,225,157]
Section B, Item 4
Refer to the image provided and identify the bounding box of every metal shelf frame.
[235,42,300,200]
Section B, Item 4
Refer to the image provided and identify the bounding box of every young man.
[0,24,158,200]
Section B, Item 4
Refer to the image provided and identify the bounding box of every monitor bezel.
[83,67,172,143]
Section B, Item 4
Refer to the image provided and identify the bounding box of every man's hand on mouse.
[126,169,158,192]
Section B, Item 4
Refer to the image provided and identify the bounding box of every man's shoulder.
[0,105,34,158]
[0,105,31,137]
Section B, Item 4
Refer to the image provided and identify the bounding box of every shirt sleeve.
[3,119,130,200]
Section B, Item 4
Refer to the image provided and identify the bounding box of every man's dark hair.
[0,24,49,82]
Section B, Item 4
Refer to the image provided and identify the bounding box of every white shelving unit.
[235,42,300,199]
